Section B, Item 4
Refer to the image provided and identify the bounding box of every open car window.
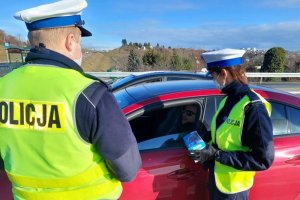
[128,98,218,151]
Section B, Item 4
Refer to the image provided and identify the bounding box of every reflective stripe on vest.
[211,90,271,194]
[7,162,109,188]
[8,163,122,200]
[13,180,121,200]
[0,65,122,200]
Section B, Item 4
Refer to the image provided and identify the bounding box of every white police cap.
[201,48,245,70]
[14,0,92,37]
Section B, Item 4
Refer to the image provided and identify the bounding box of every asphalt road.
[255,82,300,95]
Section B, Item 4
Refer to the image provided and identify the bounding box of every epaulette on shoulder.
[244,91,260,114]
[247,90,263,105]
[245,90,268,114]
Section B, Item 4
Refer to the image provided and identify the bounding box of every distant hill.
[81,46,207,72]
[0,46,6,61]
[1,28,300,74]
[81,47,131,72]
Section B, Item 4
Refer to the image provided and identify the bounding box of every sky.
[1,0,300,51]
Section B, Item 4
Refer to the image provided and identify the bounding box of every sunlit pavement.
[254,82,300,95]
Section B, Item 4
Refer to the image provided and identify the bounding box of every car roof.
[114,80,300,110]
[128,80,215,97]
[111,71,211,92]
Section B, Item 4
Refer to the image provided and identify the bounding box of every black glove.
[188,144,219,164]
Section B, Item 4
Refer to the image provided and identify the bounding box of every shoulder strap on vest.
[244,90,262,113]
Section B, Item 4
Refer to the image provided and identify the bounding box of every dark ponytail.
[209,65,248,85]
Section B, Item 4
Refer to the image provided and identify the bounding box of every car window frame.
[126,96,220,152]
[268,99,300,137]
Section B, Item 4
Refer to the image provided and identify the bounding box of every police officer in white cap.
[189,49,274,200]
[0,1,141,199]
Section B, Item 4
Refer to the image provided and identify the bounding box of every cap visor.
[77,26,92,37]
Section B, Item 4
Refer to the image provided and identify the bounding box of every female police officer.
[189,49,274,200]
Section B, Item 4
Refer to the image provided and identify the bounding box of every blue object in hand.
[183,131,206,151]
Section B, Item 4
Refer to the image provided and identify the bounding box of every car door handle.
[167,168,196,180]
[285,155,300,165]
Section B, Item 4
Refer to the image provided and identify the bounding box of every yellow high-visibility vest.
[211,91,271,194]
[0,65,122,200]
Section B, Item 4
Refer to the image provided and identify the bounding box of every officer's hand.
[188,144,219,164]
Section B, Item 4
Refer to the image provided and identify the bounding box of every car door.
[120,97,221,200]
[0,171,12,200]
[249,101,300,200]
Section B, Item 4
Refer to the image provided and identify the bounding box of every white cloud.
[108,20,300,51]
[114,1,201,12]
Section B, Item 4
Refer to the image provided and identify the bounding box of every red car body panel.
[0,171,12,200]
[121,88,300,200]
[257,90,300,107]
[120,149,209,200]
[1,84,300,200]
[249,135,300,200]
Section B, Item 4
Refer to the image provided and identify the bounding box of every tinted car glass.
[286,106,300,134]
[203,97,215,131]
[270,102,288,135]
[203,96,224,131]
[216,96,223,106]
[138,133,183,151]
[129,102,204,149]
[167,77,198,81]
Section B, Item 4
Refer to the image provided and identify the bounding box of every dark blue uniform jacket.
[0,47,141,182]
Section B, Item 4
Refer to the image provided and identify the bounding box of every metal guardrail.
[246,73,300,78]
[86,72,300,78]
[87,71,144,78]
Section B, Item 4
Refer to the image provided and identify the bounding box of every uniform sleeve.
[0,156,4,170]
[75,82,141,182]
[217,102,275,171]
[199,129,211,143]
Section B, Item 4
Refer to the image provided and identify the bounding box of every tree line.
[123,38,300,81]
[122,39,205,72]
[127,48,197,72]
[0,29,27,47]
[1,33,300,80]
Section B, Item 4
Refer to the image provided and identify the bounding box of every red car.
[1,80,300,199]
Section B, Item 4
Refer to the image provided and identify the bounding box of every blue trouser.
[208,171,249,200]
